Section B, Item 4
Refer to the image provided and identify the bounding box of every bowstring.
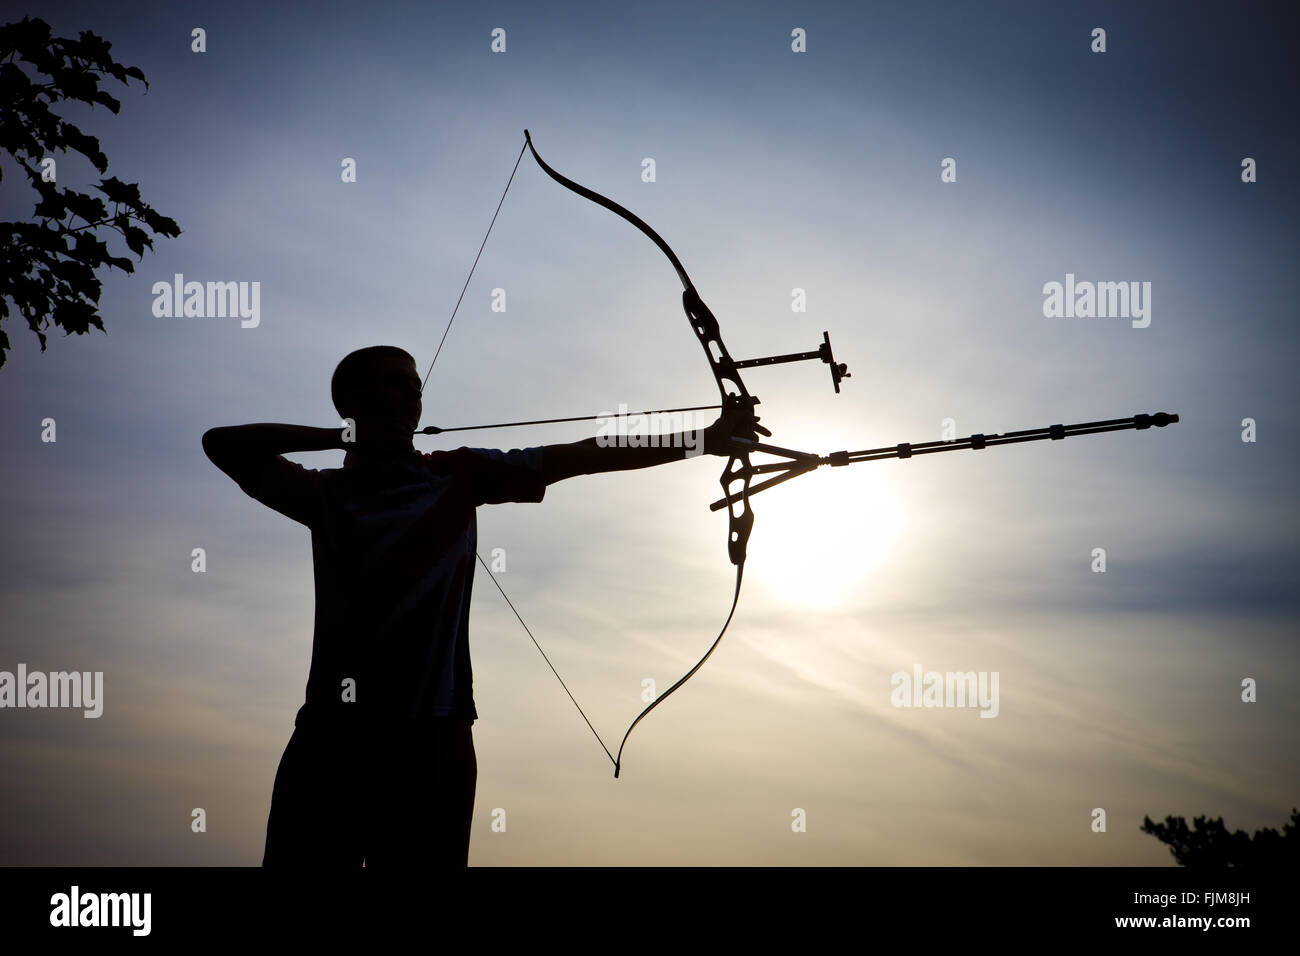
[420,139,528,393]
[477,554,615,767]
[423,136,617,770]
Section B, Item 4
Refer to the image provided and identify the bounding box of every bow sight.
[732,330,850,393]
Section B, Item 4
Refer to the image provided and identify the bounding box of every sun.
[746,466,904,609]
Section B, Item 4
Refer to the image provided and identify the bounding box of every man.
[202,345,761,866]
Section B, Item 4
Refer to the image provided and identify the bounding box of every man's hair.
[331,345,416,418]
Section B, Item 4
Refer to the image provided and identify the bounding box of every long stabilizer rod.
[709,412,1180,511]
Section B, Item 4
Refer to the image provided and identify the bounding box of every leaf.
[122,225,151,258]
[141,210,182,237]
[90,89,121,114]
[61,123,108,172]
[32,185,68,221]
[63,190,106,226]
[71,232,110,266]
[93,176,142,207]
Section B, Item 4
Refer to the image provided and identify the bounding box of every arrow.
[417,404,723,435]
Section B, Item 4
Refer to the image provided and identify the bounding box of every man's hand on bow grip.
[704,404,770,457]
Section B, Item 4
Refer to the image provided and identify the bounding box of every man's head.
[331,346,422,441]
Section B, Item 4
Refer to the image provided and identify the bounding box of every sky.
[0,0,1296,865]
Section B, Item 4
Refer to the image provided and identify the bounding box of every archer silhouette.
[202,345,761,866]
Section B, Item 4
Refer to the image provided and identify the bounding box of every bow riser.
[681,288,756,568]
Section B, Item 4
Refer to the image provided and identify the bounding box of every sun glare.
[746,466,905,609]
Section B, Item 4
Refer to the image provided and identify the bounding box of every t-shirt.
[234,446,546,727]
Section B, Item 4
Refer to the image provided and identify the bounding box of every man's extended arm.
[538,412,762,485]
[538,434,693,485]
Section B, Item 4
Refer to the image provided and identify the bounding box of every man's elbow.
[202,427,235,467]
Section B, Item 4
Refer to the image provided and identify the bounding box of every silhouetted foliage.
[1141,807,1298,866]
[0,15,180,370]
